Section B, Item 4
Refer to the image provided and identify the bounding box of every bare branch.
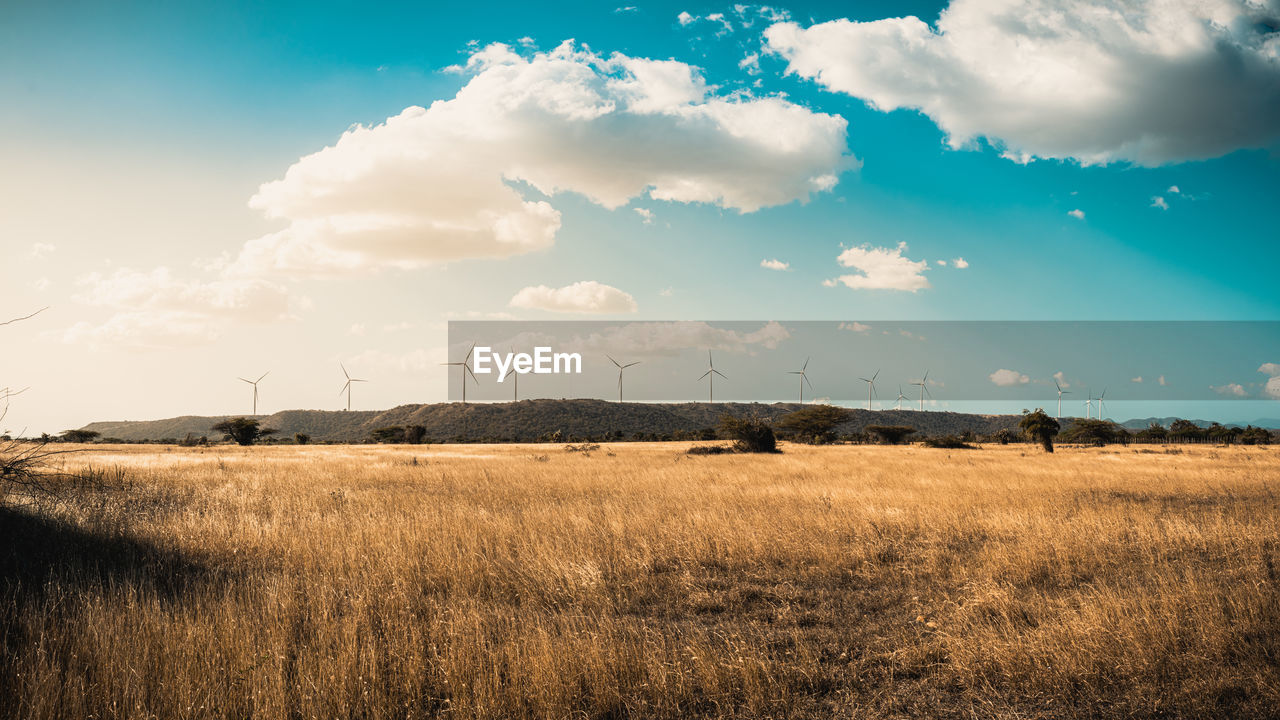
[0,306,48,327]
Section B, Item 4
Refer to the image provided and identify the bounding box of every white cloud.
[510,280,638,314]
[227,42,851,277]
[634,207,654,224]
[1260,364,1280,399]
[839,322,871,332]
[760,258,789,271]
[827,241,930,292]
[764,0,1280,166]
[615,6,638,12]
[29,242,55,258]
[64,267,293,350]
[568,320,790,358]
[952,256,968,269]
[1151,196,1169,210]
[1158,375,1168,386]
[1258,362,1280,376]
[659,287,674,297]
[1168,185,1181,194]
[1131,376,1144,383]
[989,368,1030,387]
[1052,371,1069,389]
[678,11,695,25]
[739,52,761,75]
[1211,383,1248,397]
[1068,209,1085,220]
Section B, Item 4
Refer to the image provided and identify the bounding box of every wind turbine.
[911,370,932,411]
[858,370,879,410]
[510,347,519,402]
[1096,388,1108,420]
[699,351,726,403]
[894,385,908,411]
[787,357,813,403]
[238,371,269,415]
[441,343,478,403]
[338,363,367,411]
[608,354,640,402]
[1084,391,1094,419]
[1055,380,1071,419]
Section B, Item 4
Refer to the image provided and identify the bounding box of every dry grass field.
[2,442,1278,719]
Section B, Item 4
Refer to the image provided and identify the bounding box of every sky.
[2,0,1279,434]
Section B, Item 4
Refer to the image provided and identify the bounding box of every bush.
[685,445,733,455]
[922,435,977,449]
[294,433,311,445]
[1059,419,1124,446]
[865,425,917,445]
[717,415,778,453]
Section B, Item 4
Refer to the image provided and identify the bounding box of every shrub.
[922,435,977,449]
[294,433,311,445]
[865,425,917,445]
[717,415,778,453]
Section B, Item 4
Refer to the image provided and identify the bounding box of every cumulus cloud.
[952,256,968,268]
[1068,209,1086,220]
[1211,382,1248,397]
[990,368,1030,386]
[1053,371,1069,389]
[839,322,871,332]
[827,242,930,292]
[29,242,55,258]
[1260,363,1280,399]
[678,11,695,25]
[634,207,654,224]
[1132,376,1144,383]
[760,258,789,270]
[510,280,638,314]
[1151,196,1169,210]
[64,267,293,349]
[227,42,852,277]
[764,0,1280,166]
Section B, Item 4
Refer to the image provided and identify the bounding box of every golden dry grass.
[2,442,1278,719]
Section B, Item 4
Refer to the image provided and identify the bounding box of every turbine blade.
[607,354,621,369]
[804,375,813,390]
[239,378,252,384]
[713,369,726,379]
[257,371,270,383]
[340,381,350,394]
[465,342,475,362]
[699,370,712,380]
[624,362,640,369]
[872,369,880,382]
[802,357,809,371]
[341,363,350,380]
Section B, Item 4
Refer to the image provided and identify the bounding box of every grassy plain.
[2,442,1278,719]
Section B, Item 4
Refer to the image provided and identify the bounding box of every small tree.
[774,405,850,444]
[1059,419,1121,446]
[1019,409,1060,453]
[1137,422,1168,443]
[1240,426,1272,445]
[865,425,917,445]
[1168,419,1204,443]
[212,418,277,446]
[60,429,100,444]
[294,432,311,445]
[717,414,778,453]
[404,425,427,444]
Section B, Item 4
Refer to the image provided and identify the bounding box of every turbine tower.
[911,370,932,411]
[894,385,908,410]
[608,354,640,403]
[1084,391,1094,419]
[1096,388,1108,420]
[510,347,519,402]
[238,371,269,415]
[698,351,726,403]
[1055,380,1071,419]
[858,370,879,410]
[441,343,478,404]
[338,363,367,412]
[787,357,813,403]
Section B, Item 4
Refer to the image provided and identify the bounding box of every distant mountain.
[1119,417,1280,431]
[80,400,1031,443]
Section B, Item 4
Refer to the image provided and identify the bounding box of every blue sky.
[2,0,1278,432]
